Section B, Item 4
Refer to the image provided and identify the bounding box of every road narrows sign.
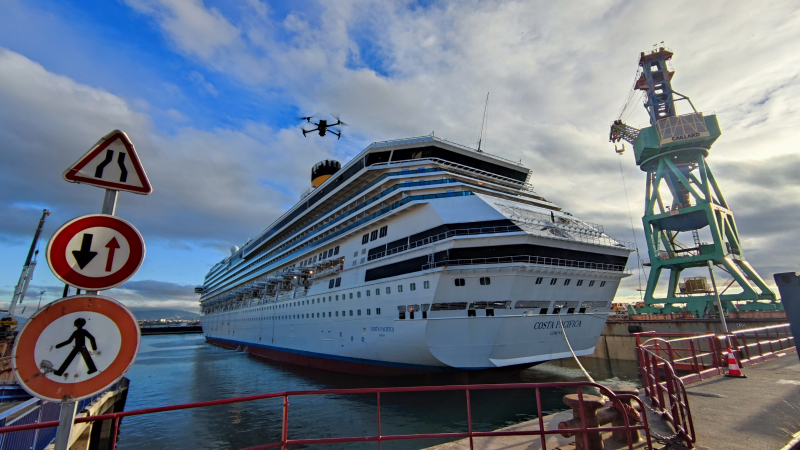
[46,215,145,291]
[11,295,141,402]
[63,130,152,195]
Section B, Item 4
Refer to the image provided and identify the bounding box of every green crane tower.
[610,47,779,317]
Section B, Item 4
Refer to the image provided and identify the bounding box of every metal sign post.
[54,402,78,450]
[55,190,118,450]
[16,130,152,450]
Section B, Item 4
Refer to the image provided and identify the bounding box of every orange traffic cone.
[725,348,746,378]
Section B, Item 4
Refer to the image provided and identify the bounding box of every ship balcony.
[421,255,631,274]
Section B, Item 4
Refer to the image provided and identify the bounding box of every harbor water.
[117,335,642,449]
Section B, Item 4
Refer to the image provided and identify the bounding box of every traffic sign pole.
[54,401,77,450]
[101,189,118,216]
[42,130,148,450]
[55,190,118,449]
[64,152,119,449]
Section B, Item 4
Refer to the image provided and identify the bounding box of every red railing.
[635,332,725,384]
[637,338,696,447]
[635,324,796,448]
[635,324,796,385]
[727,324,795,366]
[0,382,653,450]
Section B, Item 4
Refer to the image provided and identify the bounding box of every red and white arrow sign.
[63,130,152,195]
[46,215,145,291]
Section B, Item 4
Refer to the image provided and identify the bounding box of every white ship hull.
[198,136,632,375]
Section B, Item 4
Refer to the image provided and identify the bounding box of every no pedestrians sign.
[11,295,140,402]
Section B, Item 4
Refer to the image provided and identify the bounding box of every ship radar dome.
[311,160,341,188]
[230,245,240,256]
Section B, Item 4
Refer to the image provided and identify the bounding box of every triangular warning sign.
[63,130,153,195]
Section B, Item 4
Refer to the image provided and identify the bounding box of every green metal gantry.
[610,47,778,316]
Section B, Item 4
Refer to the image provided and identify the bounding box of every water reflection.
[117,335,641,450]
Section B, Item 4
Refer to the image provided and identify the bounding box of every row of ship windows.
[208,279,432,316]
[298,245,340,268]
[453,277,607,287]
[536,277,606,287]
[216,308,383,323]
[362,226,388,244]
[329,278,431,293]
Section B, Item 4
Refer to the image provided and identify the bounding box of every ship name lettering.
[533,320,582,330]
[371,327,395,332]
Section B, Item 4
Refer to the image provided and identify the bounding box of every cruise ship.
[196,136,633,375]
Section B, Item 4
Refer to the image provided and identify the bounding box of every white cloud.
[188,71,218,97]
[3,0,800,305]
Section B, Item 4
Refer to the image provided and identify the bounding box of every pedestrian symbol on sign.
[53,318,98,376]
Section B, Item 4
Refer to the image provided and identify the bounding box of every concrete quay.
[426,354,799,450]
[588,318,789,363]
[683,354,800,450]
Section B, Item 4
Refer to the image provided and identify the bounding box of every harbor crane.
[4,209,50,330]
[610,47,777,317]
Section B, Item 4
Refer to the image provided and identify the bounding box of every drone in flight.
[299,115,347,140]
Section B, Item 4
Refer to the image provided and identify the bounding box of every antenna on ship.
[476,92,489,152]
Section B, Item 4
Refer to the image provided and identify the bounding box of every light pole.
[37,290,46,310]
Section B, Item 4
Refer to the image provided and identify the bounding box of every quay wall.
[588,316,789,361]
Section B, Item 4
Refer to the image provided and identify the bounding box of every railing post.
[689,339,700,378]
[653,358,665,410]
[739,332,751,362]
[535,387,547,450]
[665,368,680,433]
[281,395,289,450]
[766,328,776,354]
[110,416,121,450]
[465,388,474,450]
[376,392,382,450]
[755,330,764,357]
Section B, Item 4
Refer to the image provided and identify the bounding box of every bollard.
[559,388,643,449]
[558,394,606,450]
[774,272,800,364]
[608,386,641,444]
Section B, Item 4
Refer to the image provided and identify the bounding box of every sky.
[1,0,799,314]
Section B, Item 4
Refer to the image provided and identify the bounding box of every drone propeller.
[296,114,317,122]
[331,114,348,127]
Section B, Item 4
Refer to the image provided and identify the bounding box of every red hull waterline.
[205,336,536,377]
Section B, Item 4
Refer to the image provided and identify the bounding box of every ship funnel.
[311,160,341,188]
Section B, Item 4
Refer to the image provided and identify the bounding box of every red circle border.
[47,214,145,291]
[11,295,141,402]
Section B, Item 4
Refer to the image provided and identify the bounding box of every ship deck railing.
[366,134,526,167]
[369,223,632,263]
[201,192,476,300]
[422,255,631,274]
[512,219,635,250]
[370,156,538,194]
[247,163,537,267]
[368,225,525,261]
[242,155,539,261]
